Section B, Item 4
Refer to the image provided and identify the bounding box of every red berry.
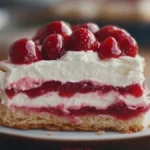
[41,21,72,44]
[95,25,119,42]
[119,36,138,57]
[93,41,101,52]
[128,84,143,97]
[9,38,41,64]
[42,34,65,60]
[71,28,98,51]
[61,34,72,50]
[82,23,99,33]
[95,25,130,42]
[32,27,44,45]
[98,37,122,59]
[71,24,81,31]
[72,23,99,33]
[113,29,130,42]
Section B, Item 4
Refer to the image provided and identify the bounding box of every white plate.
[0,80,150,141]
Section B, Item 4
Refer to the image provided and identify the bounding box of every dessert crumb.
[47,132,52,136]
[97,131,105,135]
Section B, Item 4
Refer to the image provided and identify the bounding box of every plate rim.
[0,131,150,142]
[0,126,150,142]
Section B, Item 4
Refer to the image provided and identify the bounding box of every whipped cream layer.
[0,51,147,113]
[0,51,145,90]
[1,91,147,112]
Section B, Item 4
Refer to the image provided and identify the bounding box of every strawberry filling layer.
[12,101,149,120]
[5,80,143,99]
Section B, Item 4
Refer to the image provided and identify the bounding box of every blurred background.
[0,0,150,76]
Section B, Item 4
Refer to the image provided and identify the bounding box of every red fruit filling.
[13,101,149,120]
[42,34,65,60]
[9,38,41,64]
[5,80,143,99]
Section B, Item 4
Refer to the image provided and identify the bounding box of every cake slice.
[0,21,149,132]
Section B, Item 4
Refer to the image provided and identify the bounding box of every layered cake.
[0,21,149,132]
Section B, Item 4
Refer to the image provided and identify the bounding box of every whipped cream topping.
[0,51,147,111]
[0,51,145,90]
[1,91,147,112]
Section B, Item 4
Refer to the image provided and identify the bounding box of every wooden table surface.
[140,50,150,78]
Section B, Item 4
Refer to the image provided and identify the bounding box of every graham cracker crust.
[0,104,144,133]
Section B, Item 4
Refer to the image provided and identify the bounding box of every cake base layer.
[0,104,144,132]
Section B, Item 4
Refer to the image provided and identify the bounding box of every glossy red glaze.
[40,21,72,44]
[71,28,99,51]
[72,22,99,33]
[42,34,65,60]
[9,38,41,64]
[119,36,138,57]
[98,37,122,59]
